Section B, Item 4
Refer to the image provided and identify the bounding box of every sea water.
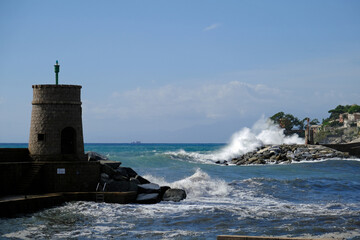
[1,120,360,239]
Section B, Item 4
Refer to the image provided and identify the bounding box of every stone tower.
[28,62,85,161]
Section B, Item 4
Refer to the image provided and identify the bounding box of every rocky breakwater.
[230,144,351,165]
[87,152,186,204]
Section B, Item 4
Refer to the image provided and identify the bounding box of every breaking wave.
[164,116,304,164]
[143,168,231,199]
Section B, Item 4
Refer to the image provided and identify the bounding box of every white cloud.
[83,81,286,125]
[203,23,221,31]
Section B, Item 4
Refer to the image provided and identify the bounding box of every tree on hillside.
[328,105,348,120]
[348,105,360,114]
[310,118,320,125]
[270,112,302,131]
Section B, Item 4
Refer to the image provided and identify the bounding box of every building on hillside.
[339,113,347,123]
[348,113,360,122]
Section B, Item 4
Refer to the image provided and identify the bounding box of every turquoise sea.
[0,142,360,239]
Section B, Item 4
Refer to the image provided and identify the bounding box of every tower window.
[38,134,45,141]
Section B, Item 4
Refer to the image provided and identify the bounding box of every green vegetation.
[270,105,359,137]
[270,112,302,131]
[270,112,320,131]
[327,104,360,122]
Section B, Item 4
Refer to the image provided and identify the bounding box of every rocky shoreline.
[87,152,186,204]
[228,144,351,166]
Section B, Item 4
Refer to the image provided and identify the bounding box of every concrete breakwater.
[229,144,351,165]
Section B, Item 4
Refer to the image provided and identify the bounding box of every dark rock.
[162,189,187,202]
[115,167,130,178]
[129,177,141,185]
[136,193,161,204]
[116,167,138,178]
[100,173,110,183]
[138,183,161,194]
[215,160,228,165]
[159,186,171,199]
[128,181,138,192]
[135,175,151,184]
[100,161,122,169]
[113,174,129,181]
[101,164,117,178]
[86,151,109,161]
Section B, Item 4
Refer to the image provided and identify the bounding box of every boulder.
[247,157,258,164]
[135,175,151,184]
[101,164,117,178]
[113,174,129,181]
[100,161,122,169]
[116,167,138,178]
[138,183,160,194]
[115,167,130,178]
[159,186,171,199]
[129,177,141,185]
[136,193,160,204]
[162,189,187,202]
[128,182,139,192]
[100,173,110,183]
[254,159,266,164]
[86,151,109,161]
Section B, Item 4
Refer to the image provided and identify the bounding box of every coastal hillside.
[270,104,360,144]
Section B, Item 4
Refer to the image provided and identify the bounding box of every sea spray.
[164,116,304,164]
[143,168,231,198]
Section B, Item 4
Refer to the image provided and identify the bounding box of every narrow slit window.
[38,134,45,141]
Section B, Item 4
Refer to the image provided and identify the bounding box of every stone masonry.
[28,85,85,161]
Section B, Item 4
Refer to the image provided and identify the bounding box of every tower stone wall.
[29,85,85,161]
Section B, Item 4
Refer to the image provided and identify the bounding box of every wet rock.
[231,144,351,165]
[116,167,138,178]
[129,177,141,185]
[86,151,109,161]
[101,164,117,178]
[113,174,129,181]
[248,157,258,164]
[138,183,160,194]
[254,159,266,164]
[136,193,160,204]
[97,160,192,205]
[135,175,151,184]
[159,186,171,199]
[162,189,187,202]
[100,173,110,183]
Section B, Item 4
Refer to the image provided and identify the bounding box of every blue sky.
[1,0,360,143]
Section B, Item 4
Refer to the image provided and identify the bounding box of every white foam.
[164,116,304,164]
[144,168,231,199]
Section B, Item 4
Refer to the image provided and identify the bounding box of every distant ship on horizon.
[130,141,141,144]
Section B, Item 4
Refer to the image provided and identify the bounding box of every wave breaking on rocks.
[230,144,351,165]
